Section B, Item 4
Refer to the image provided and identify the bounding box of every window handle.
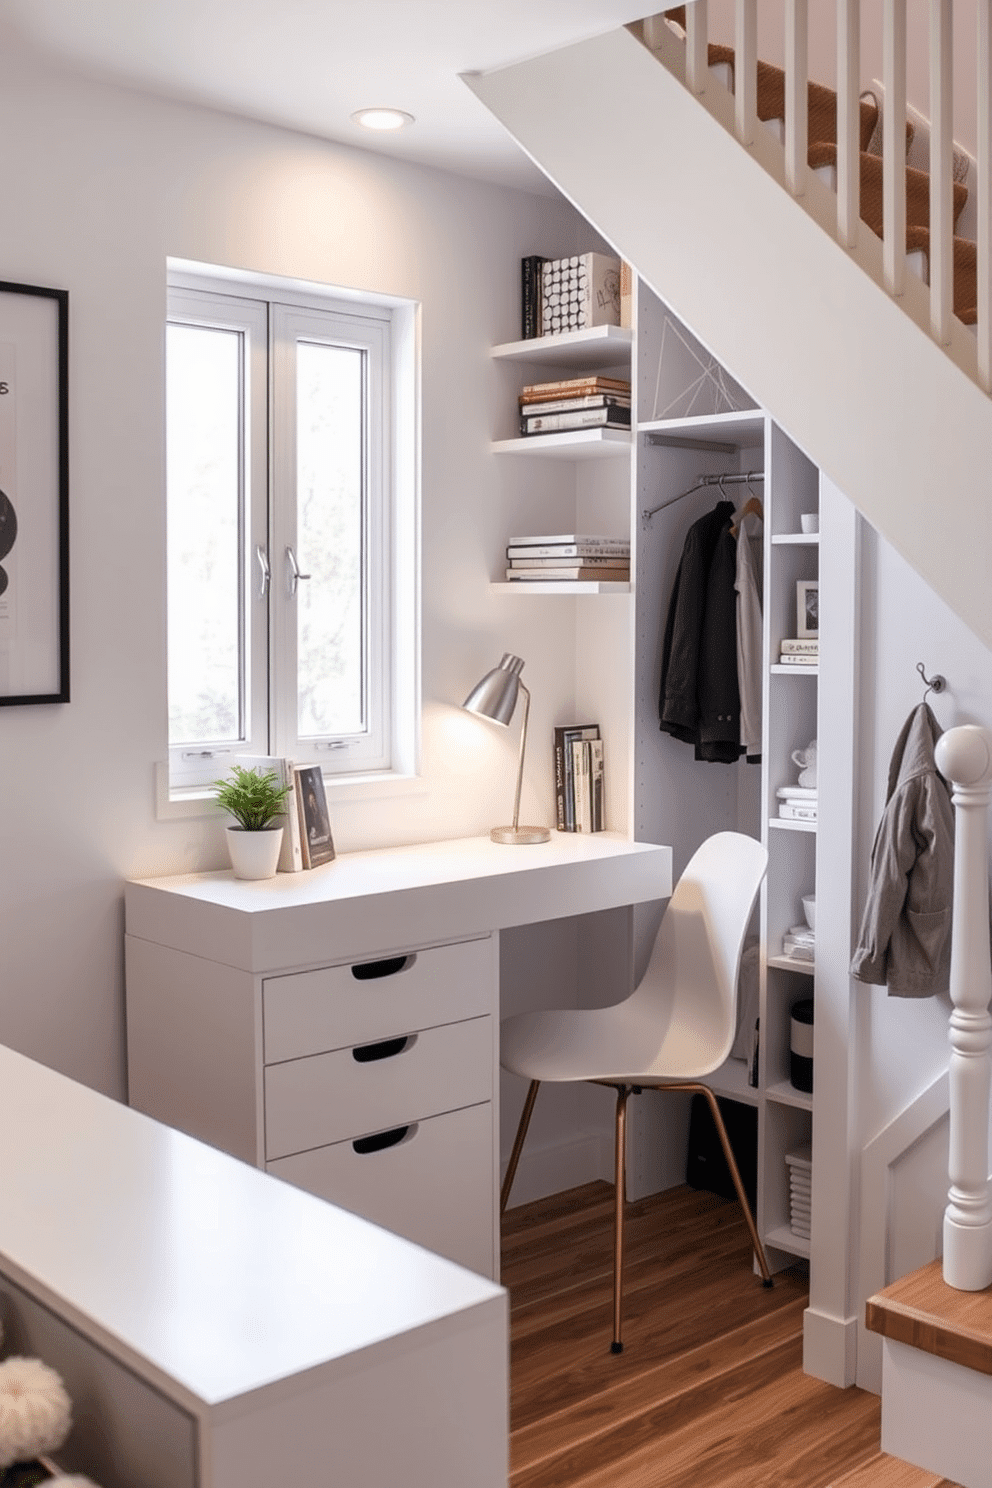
[286,546,311,597]
[255,545,270,599]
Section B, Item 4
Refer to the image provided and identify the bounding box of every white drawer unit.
[125,922,500,1277]
[125,835,674,1285]
[264,1014,493,1160]
[268,1101,494,1274]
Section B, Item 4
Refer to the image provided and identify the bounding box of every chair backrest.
[629,831,768,1074]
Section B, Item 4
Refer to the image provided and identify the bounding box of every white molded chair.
[500,831,772,1352]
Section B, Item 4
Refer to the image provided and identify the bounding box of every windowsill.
[154,763,428,822]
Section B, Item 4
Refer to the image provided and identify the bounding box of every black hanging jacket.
[658,500,737,751]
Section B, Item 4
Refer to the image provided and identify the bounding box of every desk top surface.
[0,1045,504,1417]
[126,833,673,972]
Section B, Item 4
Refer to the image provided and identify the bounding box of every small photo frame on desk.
[295,765,335,868]
[796,579,819,639]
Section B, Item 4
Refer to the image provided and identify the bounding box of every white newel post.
[934,725,992,1291]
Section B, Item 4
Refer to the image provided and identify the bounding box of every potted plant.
[214,765,292,880]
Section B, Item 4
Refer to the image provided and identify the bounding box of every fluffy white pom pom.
[0,1357,72,1469]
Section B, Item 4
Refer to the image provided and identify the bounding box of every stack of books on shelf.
[782,922,815,963]
[518,375,631,437]
[786,1145,812,1242]
[505,533,630,584]
[778,637,818,667]
[553,724,605,833]
[776,785,817,824]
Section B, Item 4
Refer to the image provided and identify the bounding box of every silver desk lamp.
[461,654,550,845]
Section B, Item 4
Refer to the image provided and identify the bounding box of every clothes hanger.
[731,474,764,535]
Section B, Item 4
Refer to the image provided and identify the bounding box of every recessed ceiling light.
[351,108,415,132]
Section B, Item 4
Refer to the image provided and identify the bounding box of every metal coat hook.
[916,661,947,699]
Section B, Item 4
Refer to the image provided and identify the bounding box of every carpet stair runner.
[664,7,978,324]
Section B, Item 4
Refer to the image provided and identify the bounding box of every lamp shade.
[461,653,524,726]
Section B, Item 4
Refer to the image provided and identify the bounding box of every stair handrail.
[933,724,992,1291]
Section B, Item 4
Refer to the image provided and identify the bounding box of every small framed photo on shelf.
[796,579,819,638]
[294,764,335,868]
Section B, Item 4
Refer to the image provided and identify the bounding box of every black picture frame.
[0,280,69,706]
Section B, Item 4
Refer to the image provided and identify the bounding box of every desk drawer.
[267,1101,494,1276]
[263,936,495,1065]
[264,1014,492,1161]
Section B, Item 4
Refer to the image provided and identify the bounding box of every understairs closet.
[493,266,845,1336]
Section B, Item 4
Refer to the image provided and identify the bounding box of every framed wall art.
[0,280,69,705]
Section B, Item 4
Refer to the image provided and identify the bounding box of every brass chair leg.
[500,1079,540,1215]
[694,1084,773,1286]
[612,1084,631,1354]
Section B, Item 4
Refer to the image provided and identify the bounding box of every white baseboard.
[501,1131,612,1210]
[803,1306,858,1388]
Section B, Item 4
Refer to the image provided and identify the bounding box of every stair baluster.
[785,0,808,197]
[735,0,757,146]
[837,0,862,247]
[933,724,992,1292]
[930,0,954,344]
[978,0,992,388]
[883,0,909,298]
[686,0,708,96]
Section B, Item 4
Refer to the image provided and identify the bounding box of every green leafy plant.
[214,765,292,832]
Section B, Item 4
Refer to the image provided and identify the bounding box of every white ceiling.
[1,0,646,194]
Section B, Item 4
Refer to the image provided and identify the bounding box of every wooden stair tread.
[828,1450,959,1488]
[807,142,969,234]
[865,1257,992,1376]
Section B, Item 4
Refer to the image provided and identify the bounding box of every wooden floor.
[502,1181,959,1488]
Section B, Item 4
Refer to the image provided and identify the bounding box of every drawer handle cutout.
[351,954,415,981]
[352,1033,417,1063]
[353,1124,416,1155]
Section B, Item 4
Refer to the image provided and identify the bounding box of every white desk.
[125,833,672,1279]
[0,1044,507,1488]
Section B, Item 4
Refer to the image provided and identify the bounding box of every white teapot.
[791,739,818,790]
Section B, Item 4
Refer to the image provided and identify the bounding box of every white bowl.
[802,894,816,930]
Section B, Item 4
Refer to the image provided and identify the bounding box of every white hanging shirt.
[734,511,763,757]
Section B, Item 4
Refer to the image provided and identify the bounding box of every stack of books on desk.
[777,785,817,824]
[505,533,630,583]
[786,1146,812,1241]
[553,724,605,832]
[518,376,631,437]
[778,638,819,666]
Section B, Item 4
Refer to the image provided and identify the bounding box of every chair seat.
[500,1000,729,1086]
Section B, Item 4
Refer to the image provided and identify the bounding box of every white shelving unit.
[758,422,820,1269]
[490,276,825,1270]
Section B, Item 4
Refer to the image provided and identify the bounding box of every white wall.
[0,35,603,1097]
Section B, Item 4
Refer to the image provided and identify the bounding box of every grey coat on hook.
[851,702,954,998]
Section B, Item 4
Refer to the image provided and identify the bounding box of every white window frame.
[165,265,418,799]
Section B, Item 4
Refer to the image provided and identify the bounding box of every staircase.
[464,8,992,652]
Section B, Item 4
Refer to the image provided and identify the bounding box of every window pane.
[296,340,365,739]
[167,324,243,746]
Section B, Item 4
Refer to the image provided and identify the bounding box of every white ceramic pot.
[226,825,283,880]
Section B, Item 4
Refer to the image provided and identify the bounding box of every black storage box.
[685,1094,757,1210]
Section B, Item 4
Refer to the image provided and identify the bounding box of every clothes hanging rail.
[642,470,765,523]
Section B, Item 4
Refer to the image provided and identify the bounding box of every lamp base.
[490,825,551,845]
